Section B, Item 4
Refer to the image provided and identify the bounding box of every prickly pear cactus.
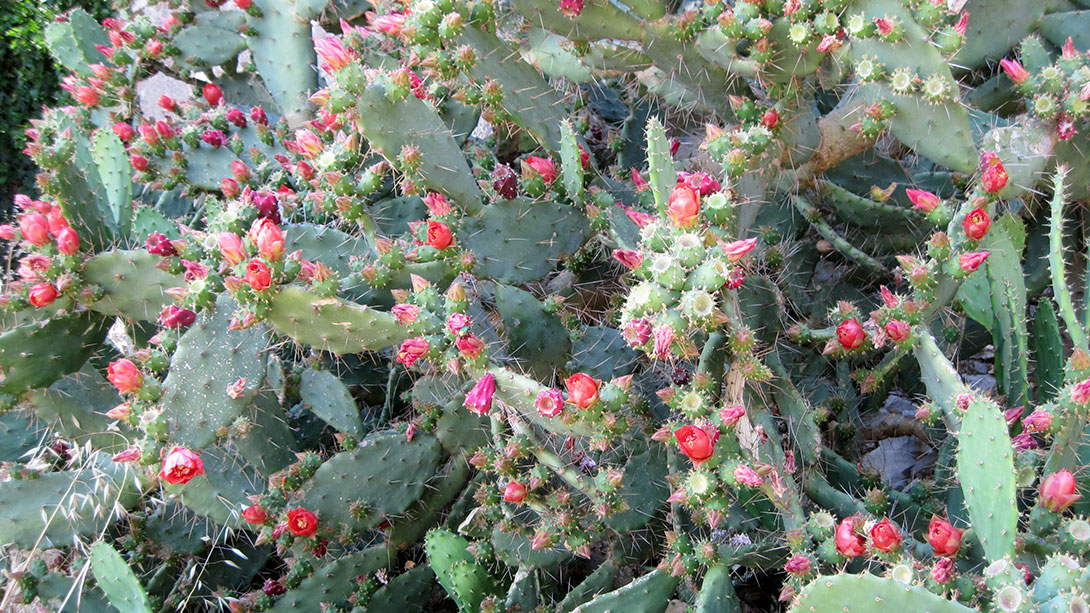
[6,0,1090,609]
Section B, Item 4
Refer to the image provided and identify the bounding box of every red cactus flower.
[286,507,318,536]
[160,447,204,485]
[962,208,991,241]
[835,516,866,557]
[426,221,453,250]
[244,259,272,291]
[674,424,716,464]
[315,36,353,71]
[927,516,963,557]
[112,122,135,142]
[870,518,902,553]
[455,334,484,358]
[565,373,600,408]
[980,152,1008,194]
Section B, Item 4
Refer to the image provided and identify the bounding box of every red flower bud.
[980,152,1008,194]
[29,282,58,308]
[927,516,963,557]
[19,213,50,246]
[870,518,902,553]
[202,83,223,106]
[959,251,990,273]
[522,155,557,183]
[884,319,910,342]
[158,305,196,329]
[107,358,143,394]
[242,504,267,524]
[503,480,527,503]
[158,95,176,112]
[130,154,149,172]
[112,122,136,142]
[565,373,600,408]
[667,184,700,228]
[836,318,866,350]
[906,188,941,213]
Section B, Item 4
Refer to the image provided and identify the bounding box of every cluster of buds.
[0,195,82,310]
[1001,37,1090,141]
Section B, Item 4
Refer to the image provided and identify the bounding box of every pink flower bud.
[158,305,196,329]
[884,319,911,342]
[391,303,421,326]
[1041,470,1081,513]
[397,337,429,367]
[54,227,79,256]
[721,237,758,262]
[1000,59,1029,84]
[622,318,651,347]
[251,106,268,126]
[784,555,811,576]
[315,36,353,71]
[218,232,246,265]
[719,404,746,427]
[226,107,248,128]
[249,218,285,261]
[455,334,484,359]
[906,188,941,213]
[112,446,141,463]
[1073,379,1090,404]
[612,249,643,269]
[158,95,176,112]
[734,464,764,487]
[959,251,990,273]
[652,324,676,359]
[112,122,136,142]
[201,129,226,148]
[1023,409,1052,433]
[463,373,496,415]
[145,232,176,256]
[294,129,323,158]
[931,558,955,584]
[447,312,471,334]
